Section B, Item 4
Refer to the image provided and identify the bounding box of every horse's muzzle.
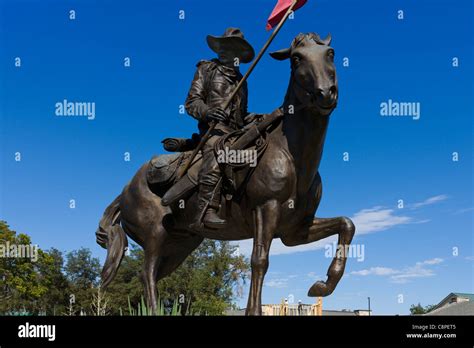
[316,86,338,107]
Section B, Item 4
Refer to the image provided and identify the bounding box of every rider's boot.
[203,180,226,228]
[190,181,227,230]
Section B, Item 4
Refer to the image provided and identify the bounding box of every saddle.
[147,151,201,206]
[147,109,285,206]
[147,153,186,187]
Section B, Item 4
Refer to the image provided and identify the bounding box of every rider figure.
[185,28,255,230]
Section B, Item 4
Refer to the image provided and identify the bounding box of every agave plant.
[125,296,182,316]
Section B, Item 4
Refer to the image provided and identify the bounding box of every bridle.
[281,72,318,115]
[283,68,337,116]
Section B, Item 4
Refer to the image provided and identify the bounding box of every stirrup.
[202,209,227,229]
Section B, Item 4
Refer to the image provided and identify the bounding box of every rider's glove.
[205,107,229,123]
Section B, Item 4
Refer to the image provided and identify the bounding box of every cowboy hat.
[206,27,255,63]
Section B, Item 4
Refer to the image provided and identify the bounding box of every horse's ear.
[269,47,291,60]
[322,33,332,46]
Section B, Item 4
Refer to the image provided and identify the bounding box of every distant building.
[225,306,367,316]
[225,308,246,316]
[259,304,371,316]
[261,297,371,316]
[225,297,373,316]
[425,292,474,316]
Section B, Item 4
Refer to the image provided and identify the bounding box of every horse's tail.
[95,193,128,289]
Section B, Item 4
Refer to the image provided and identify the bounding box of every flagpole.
[176,0,298,179]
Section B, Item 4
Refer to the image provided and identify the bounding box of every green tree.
[64,247,101,315]
[35,248,70,315]
[0,221,51,314]
[410,302,435,315]
[157,240,249,315]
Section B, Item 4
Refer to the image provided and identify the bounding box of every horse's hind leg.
[281,216,355,297]
[141,225,167,314]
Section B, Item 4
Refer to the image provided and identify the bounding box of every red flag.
[266,0,308,30]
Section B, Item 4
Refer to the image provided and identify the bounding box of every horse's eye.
[292,56,301,66]
[327,50,334,61]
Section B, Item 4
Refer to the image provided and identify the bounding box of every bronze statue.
[96,32,355,315]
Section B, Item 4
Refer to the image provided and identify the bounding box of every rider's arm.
[185,61,210,121]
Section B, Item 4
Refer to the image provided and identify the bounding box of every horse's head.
[270,33,337,116]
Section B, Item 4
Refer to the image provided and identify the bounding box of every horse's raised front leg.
[281,216,355,297]
[246,200,279,315]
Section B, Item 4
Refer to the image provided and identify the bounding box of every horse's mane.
[291,33,330,48]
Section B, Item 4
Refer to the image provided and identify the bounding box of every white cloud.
[351,267,399,276]
[411,195,448,209]
[390,267,435,284]
[419,258,443,265]
[351,207,412,235]
[263,273,305,288]
[264,278,289,288]
[306,271,320,280]
[351,258,444,284]
[454,207,474,215]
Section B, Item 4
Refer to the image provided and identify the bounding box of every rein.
[282,73,316,115]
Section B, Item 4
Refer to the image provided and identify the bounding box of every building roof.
[425,300,474,316]
[322,309,356,316]
[431,292,474,311]
[452,292,474,301]
[225,309,246,316]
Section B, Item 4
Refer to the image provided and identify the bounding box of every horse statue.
[96,32,355,316]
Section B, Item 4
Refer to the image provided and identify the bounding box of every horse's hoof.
[307,281,332,297]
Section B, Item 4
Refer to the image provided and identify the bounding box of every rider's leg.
[192,135,227,229]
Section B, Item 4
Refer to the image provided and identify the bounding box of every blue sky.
[0,0,472,314]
